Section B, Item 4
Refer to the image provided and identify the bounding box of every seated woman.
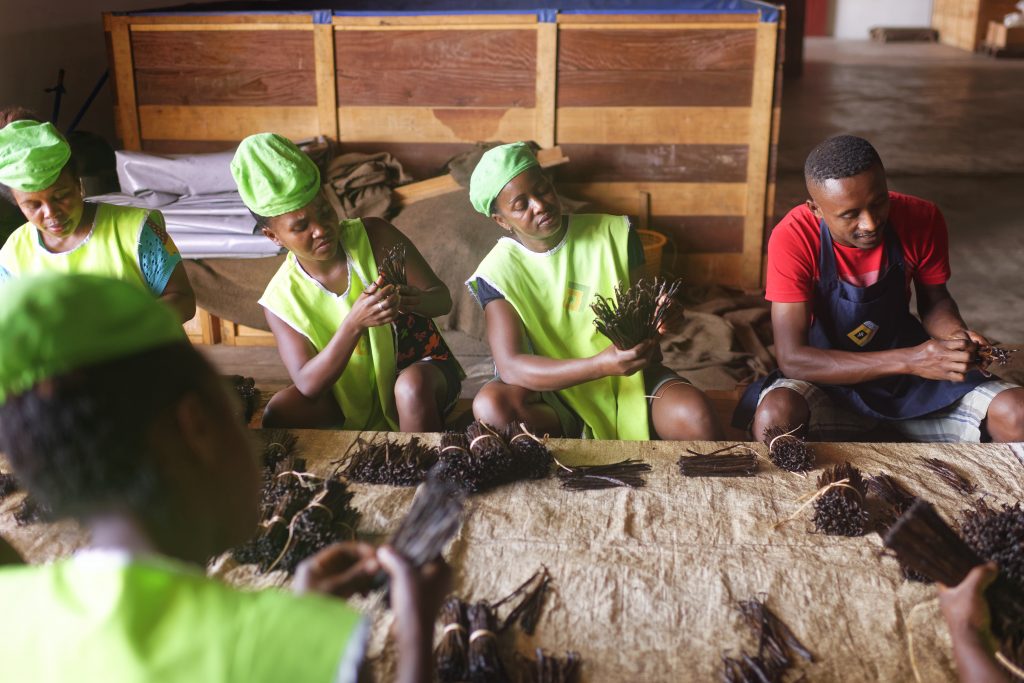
[0,113,195,322]
[467,142,721,440]
[230,133,463,431]
[0,273,447,682]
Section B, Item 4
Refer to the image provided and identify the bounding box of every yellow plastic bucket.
[637,229,667,277]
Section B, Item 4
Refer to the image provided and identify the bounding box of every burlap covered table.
[3,433,1023,682]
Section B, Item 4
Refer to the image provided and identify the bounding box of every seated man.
[0,273,447,682]
[467,142,721,440]
[736,135,1024,442]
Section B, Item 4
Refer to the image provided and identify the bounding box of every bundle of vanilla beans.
[436,421,552,493]
[884,499,1024,659]
[556,458,651,490]
[812,462,868,536]
[961,499,1024,589]
[233,431,359,574]
[227,374,260,423]
[388,474,465,572]
[867,472,927,581]
[977,345,1017,374]
[721,596,813,683]
[436,567,570,683]
[922,457,977,495]
[377,242,407,287]
[341,436,438,486]
[0,472,19,500]
[678,444,758,477]
[762,425,815,473]
[590,277,682,349]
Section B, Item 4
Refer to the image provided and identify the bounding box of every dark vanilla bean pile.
[515,649,582,683]
[812,462,868,536]
[590,277,682,350]
[503,424,555,481]
[377,242,407,287]
[556,458,651,490]
[277,479,359,573]
[436,421,551,493]
[494,567,553,635]
[436,596,470,683]
[762,425,814,473]
[722,597,813,683]
[389,475,465,569]
[468,601,509,683]
[867,472,927,581]
[961,500,1024,588]
[678,445,758,477]
[228,375,260,423]
[259,429,298,470]
[0,472,19,500]
[977,345,1017,374]
[921,457,977,495]
[341,436,437,487]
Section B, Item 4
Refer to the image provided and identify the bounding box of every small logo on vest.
[354,335,370,356]
[564,282,591,313]
[847,321,879,347]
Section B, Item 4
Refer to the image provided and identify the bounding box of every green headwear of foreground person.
[0,120,71,193]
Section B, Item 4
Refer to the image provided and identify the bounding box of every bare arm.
[485,298,654,392]
[264,281,399,399]
[939,564,1009,683]
[160,262,197,324]
[363,217,452,318]
[917,282,990,351]
[772,300,973,384]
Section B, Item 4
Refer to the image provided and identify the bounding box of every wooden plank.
[648,215,745,254]
[135,70,315,107]
[108,16,141,150]
[336,29,535,107]
[558,70,753,107]
[394,146,568,205]
[333,14,536,27]
[138,105,319,141]
[119,14,312,25]
[557,22,759,30]
[314,24,338,139]
[739,22,779,287]
[338,106,536,144]
[559,182,747,217]
[675,253,745,284]
[141,139,238,153]
[534,23,558,149]
[557,13,759,25]
[131,23,314,32]
[554,143,748,183]
[556,107,750,145]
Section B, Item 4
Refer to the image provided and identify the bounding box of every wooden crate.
[182,307,221,345]
[932,0,1018,51]
[103,3,783,289]
[986,20,1024,48]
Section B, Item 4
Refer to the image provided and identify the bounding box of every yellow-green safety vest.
[468,214,649,440]
[259,218,398,431]
[0,552,365,682]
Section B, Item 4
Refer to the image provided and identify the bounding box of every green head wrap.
[230,133,321,218]
[0,274,186,404]
[0,120,72,193]
[469,142,540,216]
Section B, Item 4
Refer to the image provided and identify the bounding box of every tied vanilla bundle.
[762,425,814,473]
[437,421,552,493]
[811,462,868,536]
[341,436,437,486]
[590,277,682,350]
[721,596,813,683]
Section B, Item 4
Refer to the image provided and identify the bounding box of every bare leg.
[395,362,448,433]
[751,387,810,442]
[648,376,723,441]
[983,387,1024,442]
[472,380,564,436]
[261,385,345,429]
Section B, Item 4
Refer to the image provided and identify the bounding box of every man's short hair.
[804,135,883,186]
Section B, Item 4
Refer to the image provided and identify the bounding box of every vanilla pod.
[515,649,581,683]
[812,462,868,536]
[468,601,509,683]
[342,436,437,487]
[591,277,682,350]
[922,457,977,495]
[761,425,814,473]
[556,459,651,490]
[678,445,758,477]
[436,596,470,683]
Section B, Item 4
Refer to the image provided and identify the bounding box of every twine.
[509,422,550,446]
[265,442,288,459]
[768,424,804,452]
[442,623,466,636]
[996,651,1024,680]
[469,434,503,450]
[441,445,471,456]
[772,478,862,530]
[261,515,287,529]
[644,378,691,400]
[469,629,496,643]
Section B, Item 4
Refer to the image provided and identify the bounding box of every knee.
[261,386,343,429]
[472,384,516,427]
[653,385,721,441]
[987,388,1024,442]
[394,366,434,412]
[260,390,293,429]
[752,387,809,439]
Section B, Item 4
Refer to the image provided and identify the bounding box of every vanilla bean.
[591,277,682,350]
[812,462,868,536]
[515,649,581,683]
[389,475,465,568]
[867,472,928,581]
[436,596,470,683]
[977,345,1018,373]
[556,459,651,490]
[228,374,260,423]
[761,425,814,473]
[278,478,360,573]
[679,447,758,477]
[961,500,1024,589]
[342,436,437,487]
[468,601,508,683]
[377,243,407,287]
[723,597,812,683]
[496,567,552,635]
[922,457,977,495]
[0,472,19,500]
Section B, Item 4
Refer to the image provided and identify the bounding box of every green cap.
[0,274,186,404]
[469,142,540,216]
[0,120,72,193]
[230,133,321,218]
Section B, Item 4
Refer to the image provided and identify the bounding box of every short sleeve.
[764,210,818,303]
[911,203,951,286]
[625,217,646,270]
[473,277,506,309]
[137,211,182,296]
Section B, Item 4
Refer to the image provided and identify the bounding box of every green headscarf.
[0,120,72,193]
[230,133,321,218]
[0,274,186,404]
[469,142,540,216]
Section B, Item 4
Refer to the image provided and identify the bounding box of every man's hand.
[905,338,974,382]
[292,541,380,598]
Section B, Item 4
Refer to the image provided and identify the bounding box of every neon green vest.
[259,218,398,431]
[0,554,364,682]
[469,214,649,440]
[0,203,149,289]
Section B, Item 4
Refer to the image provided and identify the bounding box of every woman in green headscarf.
[231,133,463,432]
[467,142,721,441]
[0,111,195,323]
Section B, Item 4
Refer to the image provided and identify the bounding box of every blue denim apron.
[734,219,985,427]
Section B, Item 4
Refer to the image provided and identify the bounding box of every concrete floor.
[776,38,1024,343]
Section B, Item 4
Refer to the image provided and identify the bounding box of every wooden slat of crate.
[554,143,748,183]
[556,106,750,145]
[338,105,537,143]
[183,307,221,345]
[138,104,319,141]
[221,320,276,347]
[933,0,1019,51]
[559,181,747,216]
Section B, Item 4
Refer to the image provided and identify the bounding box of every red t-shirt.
[765,192,951,303]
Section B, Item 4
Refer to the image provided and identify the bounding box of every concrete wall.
[833,0,934,39]
[0,0,180,144]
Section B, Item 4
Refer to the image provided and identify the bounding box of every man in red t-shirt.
[737,135,1023,443]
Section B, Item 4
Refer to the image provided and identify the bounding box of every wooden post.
[314,23,339,140]
[106,15,142,150]
[636,190,651,231]
[534,21,558,149]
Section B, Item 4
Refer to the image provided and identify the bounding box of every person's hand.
[906,338,974,381]
[292,541,380,598]
[346,279,400,332]
[396,284,423,315]
[596,338,658,377]
[939,563,998,646]
[377,545,452,635]
[656,295,685,336]
[947,328,990,359]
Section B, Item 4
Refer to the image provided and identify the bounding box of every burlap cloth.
[4,433,1023,682]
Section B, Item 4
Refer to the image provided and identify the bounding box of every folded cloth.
[324,151,410,220]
